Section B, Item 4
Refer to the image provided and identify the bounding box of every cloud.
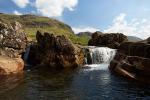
[35,0,78,17]
[11,0,29,8]
[72,26,100,34]
[13,10,22,15]
[104,13,150,39]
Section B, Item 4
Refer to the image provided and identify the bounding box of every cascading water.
[23,45,31,66]
[89,47,116,64]
[84,46,116,70]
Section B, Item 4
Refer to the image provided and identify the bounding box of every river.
[0,64,149,100]
[0,47,149,100]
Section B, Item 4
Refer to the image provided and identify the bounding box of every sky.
[0,0,150,39]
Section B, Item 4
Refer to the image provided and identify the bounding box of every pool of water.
[0,64,149,100]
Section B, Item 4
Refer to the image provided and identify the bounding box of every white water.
[83,64,110,71]
[84,47,116,70]
[89,47,116,64]
[23,46,31,66]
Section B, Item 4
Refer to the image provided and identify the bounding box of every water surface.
[0,64,149,100]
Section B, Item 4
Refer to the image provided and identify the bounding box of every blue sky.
[0,0,150,39]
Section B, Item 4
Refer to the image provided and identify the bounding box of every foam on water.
[83,64,109,71]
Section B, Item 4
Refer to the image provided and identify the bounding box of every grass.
[0,13,89,45]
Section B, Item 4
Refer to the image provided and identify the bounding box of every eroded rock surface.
[0,21,27,58]
[0,56,24,75]
[27,31,84,68]
[88,32,128,49]
[109,42,150,83]
[0,21,27,75]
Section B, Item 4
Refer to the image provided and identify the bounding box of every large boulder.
[109,42,150,83]
[88,32,128,49]
[0,21,27,75]
[27,31,84,68]
[0,56,24,75]
[147,37,150,44]
[0,21,27,57]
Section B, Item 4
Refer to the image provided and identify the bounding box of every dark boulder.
[27,31,84,68]
[109,42,150,83]
[88,32,128,49]
[147,37,150,44]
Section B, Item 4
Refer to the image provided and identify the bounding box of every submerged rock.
[88,32,128,49]
[27,31,84,68]
[109,42,150,83]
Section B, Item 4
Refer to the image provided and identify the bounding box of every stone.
[88,32,128,49]
[27,31,84,68]
[0,21,27,75]
[0,21,27,58]
[0,56,24,75]
[109,42,150,83]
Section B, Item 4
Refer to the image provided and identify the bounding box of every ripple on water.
[0,64,149,100]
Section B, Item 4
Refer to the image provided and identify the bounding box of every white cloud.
[104,13,150,39]
[35,0,78,17]
[72,27,100,34]
[13,10,22,15]
[11,0,29,8]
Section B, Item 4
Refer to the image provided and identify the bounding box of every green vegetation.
[0,13,89,45]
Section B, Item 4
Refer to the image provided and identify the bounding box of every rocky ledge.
[0,21,27,75]
[27,31,84,69]
[109,42,150,83]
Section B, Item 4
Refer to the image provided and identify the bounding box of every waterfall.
[83,46,116,71]
[23,45,31,66]
[85,46,116,64]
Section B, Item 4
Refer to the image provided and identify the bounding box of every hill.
[127,36,143,42]
[0,13,88,45]
[77,32,92,38]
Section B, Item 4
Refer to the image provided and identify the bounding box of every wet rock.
[0,21,27,75]
[109,42,150,83]
[27,31,84,68]
[0,56,24,75]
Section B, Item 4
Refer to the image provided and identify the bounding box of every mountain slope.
[0,13,88,45]
[127,36,143,42]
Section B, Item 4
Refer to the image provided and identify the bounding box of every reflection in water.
[0,73,24,94]
[0,65,149,100]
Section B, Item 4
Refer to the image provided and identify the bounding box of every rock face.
[88,32,128,49]
[147,37,150,44]
[27,31,84,68]
[0,21,27,75]
[0,56,24,75]
[0,21,27,57]
[109,42,150,83]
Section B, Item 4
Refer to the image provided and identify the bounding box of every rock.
[0,21,27,75]
[88,32,128,49]
[118,42,150,58]
[27,31,84,68]
[0,56,24,75]
[147,37,150,44]
[109,42,150,83]
[0,21,27,58]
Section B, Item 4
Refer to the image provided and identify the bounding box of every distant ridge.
[127,36,143,42]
